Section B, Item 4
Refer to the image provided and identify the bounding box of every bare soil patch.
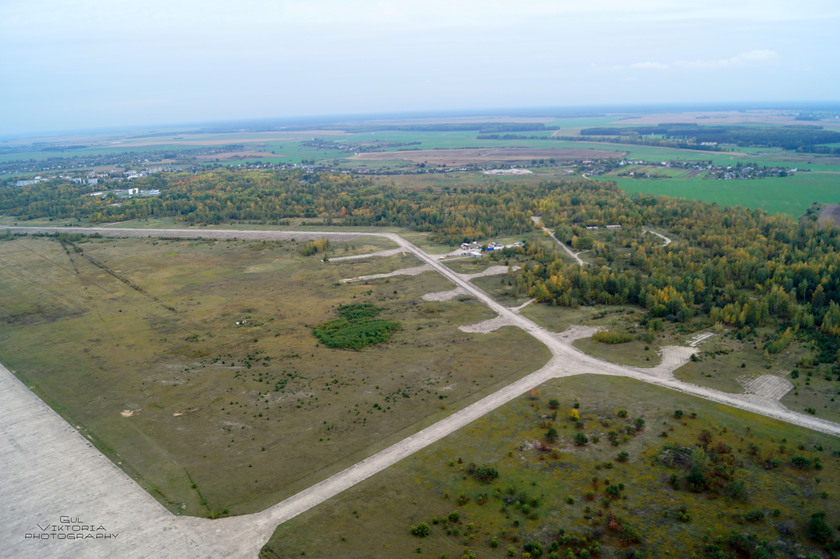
[818,204,840,228]
[111,131,347,148]
[194,151,280,161]
[615,110,809,126]
[459,315,516,334]
[351,148,624,165]
[422,287,468,302]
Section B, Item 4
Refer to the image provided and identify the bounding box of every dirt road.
[529,217,584,266]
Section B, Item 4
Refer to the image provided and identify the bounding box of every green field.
[262,374,840,559]
[0,235,550,516]
[600,172,840,217]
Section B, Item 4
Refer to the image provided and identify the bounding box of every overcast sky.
[1,0,838,135]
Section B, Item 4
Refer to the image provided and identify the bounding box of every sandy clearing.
[689,331,716,347]
[631,345,698,381]
[819,204,840,228]
[339,264,431,283]
[458,315,517,334]
[325,248,404,262]
[459,265,516,281]
[553,325,598,343]
[422,286,468,302]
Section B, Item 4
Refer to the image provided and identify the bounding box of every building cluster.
[14,168,169,188]
[458,240,523,258]
[580,159,799,180]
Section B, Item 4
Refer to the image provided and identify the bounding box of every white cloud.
[629,61,670,70]
[676,49,779,69]
[616,50,779,72]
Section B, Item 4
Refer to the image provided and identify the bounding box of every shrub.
[792,456,812,469]
[410,522,431,537]
[593,329,634,344]
[523,542,543,557]
[745,510,765,522]
[725,480,747,501]
[545,428,559,443]
[472,465,500,482]
[808,512,832,543]
[620,524,641,543]
[574,433,589,446]
[299,237,329,256]
[686,465,707,492]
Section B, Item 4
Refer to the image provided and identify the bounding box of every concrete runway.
[0,362,226,558]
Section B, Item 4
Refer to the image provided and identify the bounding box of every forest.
[478,123,840,153]
[4,167,840,365]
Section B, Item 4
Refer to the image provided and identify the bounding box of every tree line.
[4,167,840,360]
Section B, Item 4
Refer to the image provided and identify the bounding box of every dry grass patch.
[261,375,840,559]
[0,235,550,516]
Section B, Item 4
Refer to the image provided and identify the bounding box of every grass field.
[0,235,550,516]
[572,337,660,368]
[600,172,840,217]
[261,374,840,559]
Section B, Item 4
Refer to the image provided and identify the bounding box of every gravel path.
[459,265,516,281]
[458,315,517,334]
[630,345,698,381]
[339,264,431,283]
[325,248,404,262]
[510,298,535,313]
[643,229,672,246]
[422,286,468,302]
[533,219,584,266]
[3,225,840,559]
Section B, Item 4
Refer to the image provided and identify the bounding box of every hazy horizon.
[2,0,839,136]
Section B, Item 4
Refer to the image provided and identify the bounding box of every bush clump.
[593,329,635,344]
[313,303,399,350]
